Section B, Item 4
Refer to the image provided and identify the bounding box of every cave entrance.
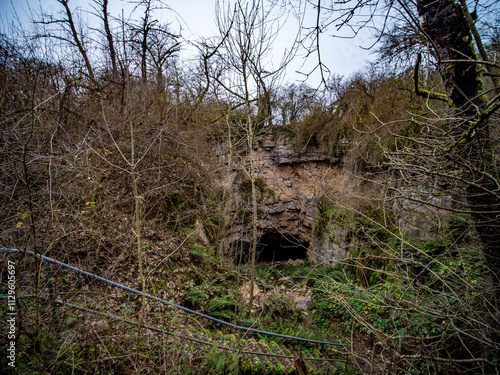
[256,232,309,263]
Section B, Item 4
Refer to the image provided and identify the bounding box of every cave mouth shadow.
[231,232,309,265]
[256,232,309,264]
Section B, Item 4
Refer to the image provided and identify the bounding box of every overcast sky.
[0,0,375,84]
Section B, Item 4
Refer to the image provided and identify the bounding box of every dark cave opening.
[256,232,309,263]
[230,233,309,264]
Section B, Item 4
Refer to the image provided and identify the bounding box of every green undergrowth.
[2,209,496,374]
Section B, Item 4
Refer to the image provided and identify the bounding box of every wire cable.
[0,294,345,363]
[2,247,351,347]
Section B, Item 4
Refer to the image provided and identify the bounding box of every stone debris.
[91,320,109,333]
[293,295,313,310]
[194,219,209,246]
[239,282,262,308]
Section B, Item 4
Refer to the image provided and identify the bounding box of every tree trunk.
[417,0,500,303]
[140,1,152,84]
[59,0,96,84]
[248,111,258,313]
[102,0,118,79]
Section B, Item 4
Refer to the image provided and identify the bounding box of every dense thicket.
[1,0,499,373]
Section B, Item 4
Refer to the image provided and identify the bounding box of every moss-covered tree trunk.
[417,0,500,303]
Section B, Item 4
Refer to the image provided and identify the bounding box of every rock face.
[218,132,458,265]
[219,134,460,265]
[310,221,357,265]
[220,133,341,263]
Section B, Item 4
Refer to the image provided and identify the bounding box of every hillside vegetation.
[1,0,499,374]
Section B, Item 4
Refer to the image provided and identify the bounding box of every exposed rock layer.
[221,133,339,263]
[220,132,454,264]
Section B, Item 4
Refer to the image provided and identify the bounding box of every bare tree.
[127,0,179,84]
[146,26,181,92]
[276,82,318,125]
[414,0,500,302]
[37,0,96,85]
[130,0,154,83]
[93,0,118,79]
[290,0,500,304]
[208,0,294,311]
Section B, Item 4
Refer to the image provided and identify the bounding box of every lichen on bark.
[417,0,500,304]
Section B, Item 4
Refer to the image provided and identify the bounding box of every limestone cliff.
[219,131,455,265]
[219,132,343,263]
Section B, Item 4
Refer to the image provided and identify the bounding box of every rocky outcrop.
[219,132,459,265]
[310,221,358,265]
[220,133,341,263]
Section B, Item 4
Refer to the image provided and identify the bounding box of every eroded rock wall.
[219,132,455,265]
[220,133,340,262]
